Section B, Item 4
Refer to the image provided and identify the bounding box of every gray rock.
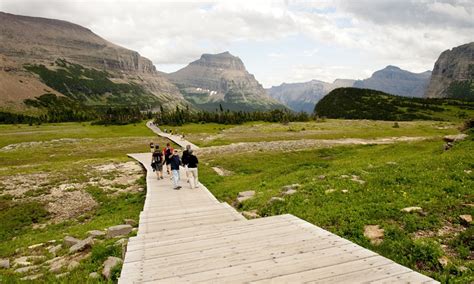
[69,237,94,253]
[282,189,297,195]
[459,214,472,225]
[269,197,284,203]
[107,225,133,238]
[0,259,9,269]
[102,256,122,280]
[123,219,137,227]
[27,243,44,250]
[48,244,62,256]
[281,184,301,192]
[364,225,384,245]
[88,230,106,238]
[242,210,260,219]
[401,206,423,213]
[48,257,67,273]
[64,236,81,247]
[89,272,100,279]
[237,190,255,203]
[325,188,337,194]
[20,273,42,280]
[443,134,468,143]
[68,260,80,270]
[15,265,39,273]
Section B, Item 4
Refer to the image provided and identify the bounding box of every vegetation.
[315,87,474,121]
[199,136,474,282]
[446,80,474,101]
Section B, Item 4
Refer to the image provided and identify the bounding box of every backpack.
[154,152,163,163]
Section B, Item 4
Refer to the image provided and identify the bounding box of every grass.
[199,137,474,282]
[162,119,460,147]
[0,121,171,282]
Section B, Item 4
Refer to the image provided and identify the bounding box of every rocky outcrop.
[167,52,284,111]
[0,12,185,110]
[353,66,431,98]
[425,42,474,99]
[267,79,355,112]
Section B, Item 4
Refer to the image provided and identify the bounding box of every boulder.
[237,190,255,203]
[401,206,423,213]
[123,219,137,227]
[443,134,468,143]
[459,214,472,226]
[69,237,94,253]
[88,230,106,238]
[13,256,32,267]
[0,259,10,269]
[68,260,80,270]
[48,244,62,256]
[364,225,384,245]
[64,236,81,247]
[48,257,67,273]
[102,256,122,280]
[242,210,260,219]
[107,225,133,238]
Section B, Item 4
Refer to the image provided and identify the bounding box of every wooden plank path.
[118,123,438,283]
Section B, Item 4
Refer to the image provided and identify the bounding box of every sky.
[1,0,473,87]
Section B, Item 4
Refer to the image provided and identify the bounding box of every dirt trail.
[196,136,436,156]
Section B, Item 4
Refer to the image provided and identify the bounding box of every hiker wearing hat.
[186,149,199,189]
[169,149,182,189]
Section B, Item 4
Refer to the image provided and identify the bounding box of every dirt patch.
[1,138,93,151]
[197,136,433,156]
[43,188,97,223]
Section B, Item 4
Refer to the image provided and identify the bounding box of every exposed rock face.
[425,42,474,99]
[267,79,355,113]
[353,66,431,98]
[0,12,184,110]
[167,52,284,111]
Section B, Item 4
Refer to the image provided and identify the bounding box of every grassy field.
[0,122,170,283]
[161,119,459,147]
[198,132,473,282]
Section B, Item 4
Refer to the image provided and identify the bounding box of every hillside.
[353,66,431,98]
[0,12,186,114]
[267,79,355,113]
[425,42,474,100]
[314,87,474,121]
[167,52,285,111]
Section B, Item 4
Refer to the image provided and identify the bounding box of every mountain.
[353,66,431,98]
[425,42,474,100]
[314,87,474,121]
[267,79,355,113]
[166,52,284,111]
[0,12,186,113]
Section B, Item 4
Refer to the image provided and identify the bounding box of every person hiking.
[186,149,199,189]
[151,145,164,180]
[181,145,191,182]
[149,142,155,153]
[163,143,173,175]
[169,149,182,189]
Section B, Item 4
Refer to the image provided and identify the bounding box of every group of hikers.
[149,142,199,190]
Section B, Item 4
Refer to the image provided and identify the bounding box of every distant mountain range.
[166,52,285,111]
[268,66,432,112]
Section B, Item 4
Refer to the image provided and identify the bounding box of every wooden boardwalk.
[119,123,437,283]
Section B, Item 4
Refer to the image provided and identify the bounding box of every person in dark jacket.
[181,145,191,183]
[186,149,199,188]
[151,145,164,180]
[169,149,182,189]
[163,143,173,175]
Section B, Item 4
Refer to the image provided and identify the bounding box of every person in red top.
[163,143,174,175]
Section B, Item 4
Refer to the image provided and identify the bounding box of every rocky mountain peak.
[192,51,245,71]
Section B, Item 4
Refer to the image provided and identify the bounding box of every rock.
[242,210,260,219]
[88,230,106,238]
[15,265,39,273]
[281,184,301,191]
[115,238,128,246]
[459,214,472,225]
[341,189,349,193]
[459,266,468,273]
[464,169,472,174]
[89,272,100,279]
[350,176,366,184]
[386,161,398,165]
[13,256,31,267]
[27,243,44,250]
[444,142,453,151]
[69,237,94,253]
[325,188,336,194]
[56,272,69,279]
[0,259,10,269]
[364,225,384,245]
[269,197,284,203]
[48,244,62,256]
[48,257,67,273]
[64,236,81,247]
[47,240,57,244]
[340,175,349,179]
[282,189,297,195]
[68,260,80,270]
[102,256,122,280]
[443,134,468,143]
[438,256,449,267]
[401,206,423,213]
[123,219,137,227]
[107,225,133,238]
[237,190,255,203]
[20,273,42,280]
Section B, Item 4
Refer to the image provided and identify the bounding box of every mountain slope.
[0,12,186,112]
[267,79,355,113]
[314,87,474,121]
[353,66,431,98]
[425,42,474,100]
[167,52,285,111]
